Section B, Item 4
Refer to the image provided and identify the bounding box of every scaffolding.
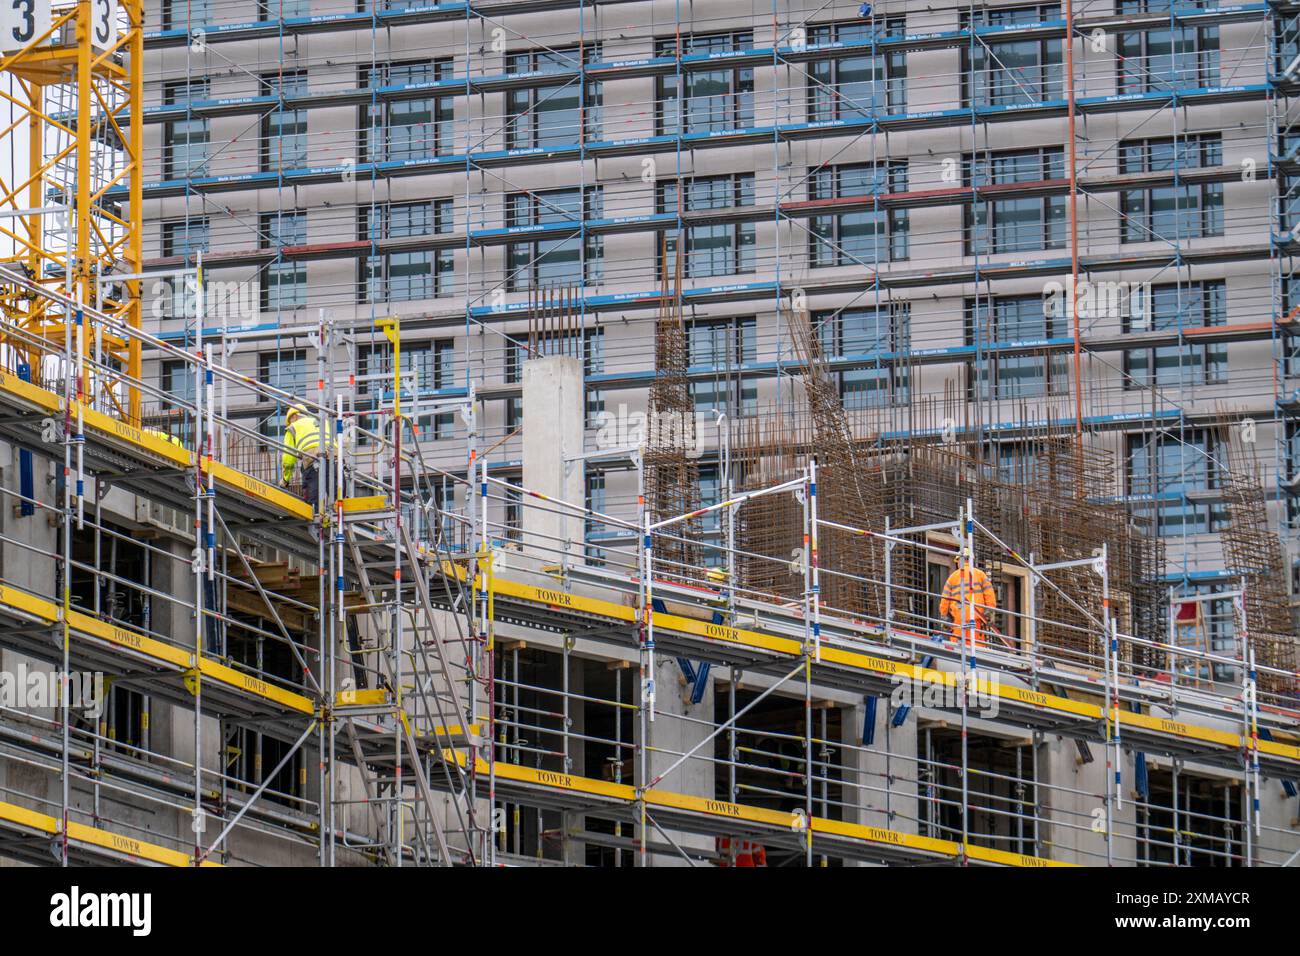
[0,0,1297,867]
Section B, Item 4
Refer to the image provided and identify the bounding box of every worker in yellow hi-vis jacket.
[938,547,997,646]
[281,405,331,510]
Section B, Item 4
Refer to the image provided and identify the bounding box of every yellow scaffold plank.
[0,799,218,867]
[447,753,1064,866]
[0,372,313,520]
[654,609,802,656]
[202,459,314,520]
[963,843,1075,868]
[824,646,1102,722]
[335,688,390,707]
[1257,737,1300,761]
[339,495,388,513]
[0,369,61,412]
[79,404,192,468]
[69,605,192,669]
[0,583,315,716]
[811,816,954,857]
[424,722,483,741]
[1117,710,1242,751]
[199,657,316,715]
[645,789,798,829]
[452,568,1299,769]
[486,759,635,802]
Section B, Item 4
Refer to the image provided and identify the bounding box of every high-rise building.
[0,0,1296,868]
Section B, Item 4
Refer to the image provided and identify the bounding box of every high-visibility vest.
[145,428,185,449]
[938,566,996,634]
[282,415,332,483]
[717,837,766,867]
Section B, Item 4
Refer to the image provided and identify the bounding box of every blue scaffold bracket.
[690,662,711,705]
[675,656,712,704]
[1259,729,1297,796]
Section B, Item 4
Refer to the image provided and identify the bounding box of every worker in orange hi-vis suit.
[938,548,997,646]
[716,836,767,867]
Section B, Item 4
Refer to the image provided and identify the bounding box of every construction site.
[0,0,1295,869]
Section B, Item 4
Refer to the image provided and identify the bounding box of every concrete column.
[1038,735,1136,865]
[645,655,715,866]
[862,701,918,836]
[521,355,584,576]
[837,701,870,866]
[561,643,585,865]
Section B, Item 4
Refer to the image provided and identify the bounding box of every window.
[1173,585,1243,683]
[160,359,195,409]
[258,350,308,438]
[258,0,311,16]
[657,32,754,134]
[505,45,602,148]
[993,440,1043,484]
[161,217,208,259]
[1284,277,1300,381]
[357,339,456,441]
[1140,768,1241,865]
[686,317,757,416]
[1123,281,1226,388]
[1282,165,1300,238]
[160,219,208,319]
[585,470,607,566]
[697,463,723,544]
[360,200,454,302]
[1126,428,1224,536]
[505,188,603,290]
[585,329,606,426]
[261,211,307,312]
[226,631,304,805]
[815,304,910,408]
[360,60,454,162]
[109,687,148,753]
[965,147,1065,255]
[1119,135,1223,243]
[961,4,1062,106]
[809,162,908,265]
[965,295,1068,400]
[1117,0,1218,93]
[806,19,907,120]
[657,174,756,278]
[504,484,522,541]
[503,326,605,429]
[163,0,213,28]
[1287,419,1300,527]
[1277,12,1300,78]
[261,71,309,171]
[163,79,210,179]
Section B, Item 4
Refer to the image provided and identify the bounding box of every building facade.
[0,0,1297,867]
